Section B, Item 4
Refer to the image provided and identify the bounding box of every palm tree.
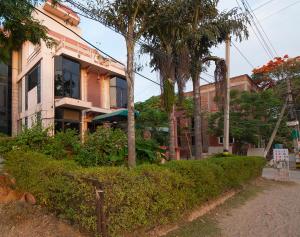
[67,0,157,167]
[182,0,249,159]
[142,0,188,160]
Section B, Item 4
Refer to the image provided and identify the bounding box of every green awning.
[92,109,139,122]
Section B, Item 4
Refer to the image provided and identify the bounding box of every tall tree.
[209,90,290,155]
[67,0,157,167]
[0,0,55,62]
[142,0,188,160]
[182,0,248,159]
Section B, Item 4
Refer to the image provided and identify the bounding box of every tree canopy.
[209,89,291,153]
[0,0,55,62]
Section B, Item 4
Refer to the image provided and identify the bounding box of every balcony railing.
[55,40,125,72]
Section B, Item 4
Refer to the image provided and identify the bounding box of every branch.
[202,56,223,63]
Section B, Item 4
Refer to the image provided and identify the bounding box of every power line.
[29,2,161,87]
[252,0,277,11]
[244,0,278,56]
[236,0,274,59]
[261,0,300,21]
[232,42,255,68]
[62,1,221,84]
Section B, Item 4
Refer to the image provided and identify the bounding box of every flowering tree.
[252,55,300,90]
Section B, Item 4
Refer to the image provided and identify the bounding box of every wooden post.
[95,183,108,237]
[224,35,231,153]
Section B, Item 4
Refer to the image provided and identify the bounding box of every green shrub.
[136,137,163,165]
[5,151,265,237]
[0,136,16,154]
[75,127,127,167]
[43,129,81,159]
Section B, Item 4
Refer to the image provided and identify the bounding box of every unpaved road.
[219,180,300,237]
[167,174,300,237]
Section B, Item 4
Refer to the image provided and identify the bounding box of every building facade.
[5,1,127,136]
[176,74,259,158]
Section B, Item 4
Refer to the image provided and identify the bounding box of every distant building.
[0,1,127,136]
[175,74,259,158]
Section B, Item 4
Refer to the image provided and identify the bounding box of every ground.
[0,203,87,237]
[166,170,300,237]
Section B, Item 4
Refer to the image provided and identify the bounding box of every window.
[55,108,80,134]
[55,56,80,99]
[36,111,42,125]
[18,48,22,74]
[110,77,127,108]
[18,81,22,113]
[0,60,12,135]
[218,136,235,144]
[25,62,41,110]
[24,117,28,129]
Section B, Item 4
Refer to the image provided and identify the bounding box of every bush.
[136,137,163,165]
[4,151,265,236]
[75,127,127,167]
[14,124,51,151]
[44,129,81,159]
[0,136,16,154]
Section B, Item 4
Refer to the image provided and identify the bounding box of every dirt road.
[167,175,300,237]
[219,180,300,237]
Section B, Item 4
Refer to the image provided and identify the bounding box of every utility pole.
[224,35,231,153]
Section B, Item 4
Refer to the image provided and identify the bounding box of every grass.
[165,179,268,237]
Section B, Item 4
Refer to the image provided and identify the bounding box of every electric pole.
[224,35,231,153]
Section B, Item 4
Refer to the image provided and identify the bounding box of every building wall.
[176,74,259,157]
[9,2,126,136]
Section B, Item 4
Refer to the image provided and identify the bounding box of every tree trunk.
[168,105,176,160]
[126,30,136,168]
[192,70,202,160]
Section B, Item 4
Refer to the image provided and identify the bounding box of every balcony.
[55,97,92,110]
[55,40,126,77]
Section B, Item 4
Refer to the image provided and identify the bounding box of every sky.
[77,0,300,102]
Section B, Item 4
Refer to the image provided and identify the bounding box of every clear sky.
[77,0,300,102]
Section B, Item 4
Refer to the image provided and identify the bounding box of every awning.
[92,109,139,122]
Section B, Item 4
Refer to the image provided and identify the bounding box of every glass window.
[110,77,127,108]
[54,108,80,134]
[18,48,22,74]
[54,56,80,99]
[25,63,41,108]
[18,81,22,113]
[0,60,12,135]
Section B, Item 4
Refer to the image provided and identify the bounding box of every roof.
[47,0,79,19]
[93,109,139,122]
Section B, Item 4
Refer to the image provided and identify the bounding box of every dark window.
[0,60,12,135]
[55,56,80,99]
[36,112,42,125]
[218,136,234,144]
[54,108,80,134]
[116,78,127,108]
[110,77,127,108]
[25,63,41,109]
[24,117,28,129]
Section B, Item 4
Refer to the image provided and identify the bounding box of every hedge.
[4,151,265,236]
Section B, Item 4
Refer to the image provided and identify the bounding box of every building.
[0,1,127,136]
[176,74,259,158]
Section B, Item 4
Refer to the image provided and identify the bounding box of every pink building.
[176,74,259,158]
[2,1,127,136]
